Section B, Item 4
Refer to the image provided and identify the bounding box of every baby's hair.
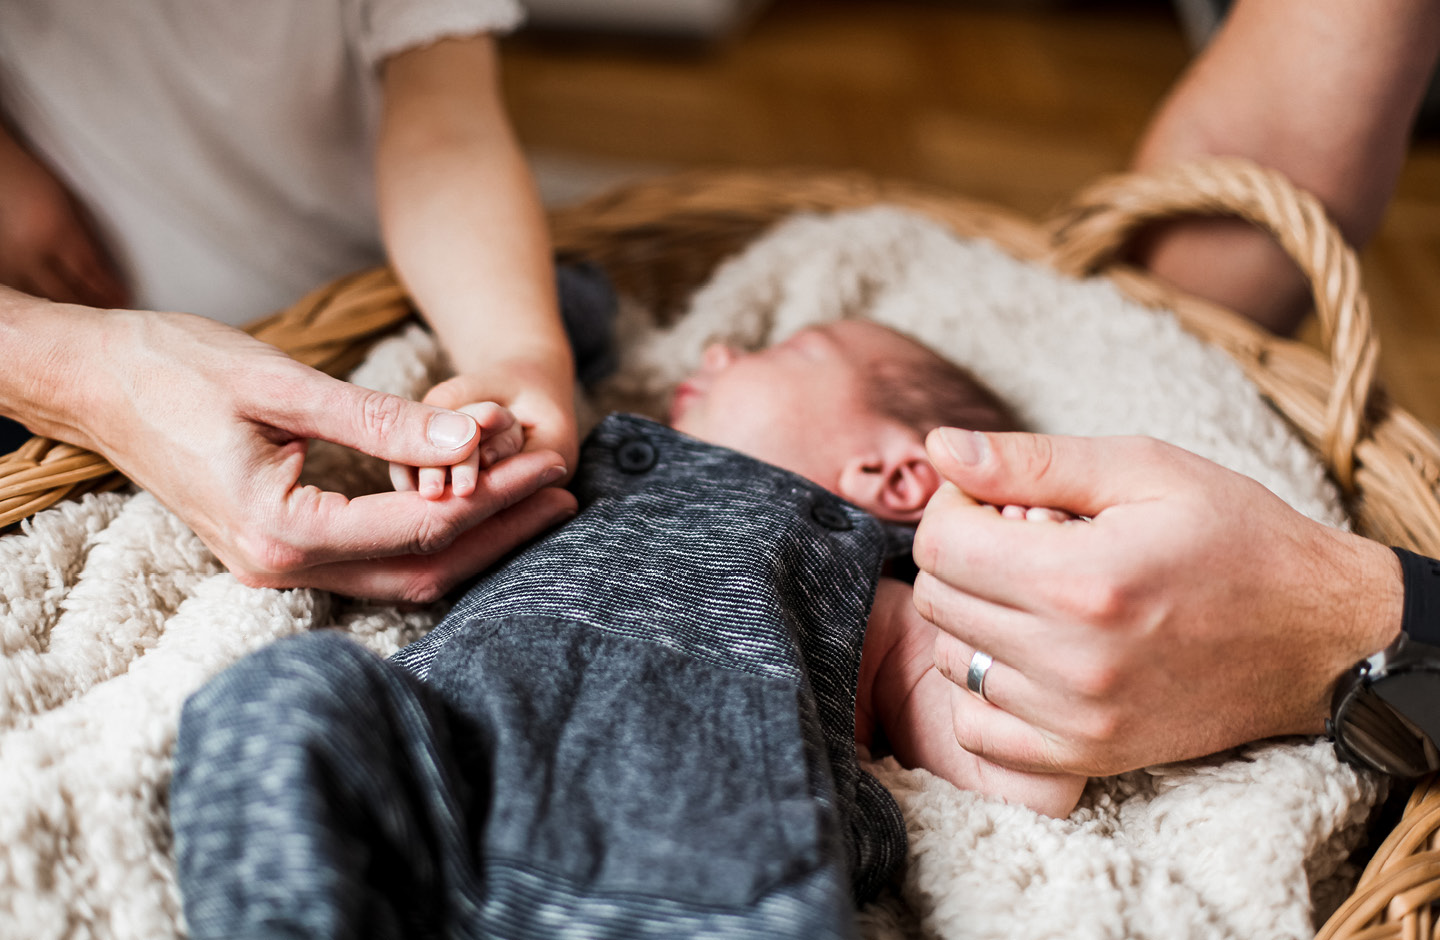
[862,328,1021,436]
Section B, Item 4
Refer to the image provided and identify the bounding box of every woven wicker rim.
[3,159,1440,937]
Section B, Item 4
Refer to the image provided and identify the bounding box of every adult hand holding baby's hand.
[912,428,1405,777]
[61,309,575,602]
[420,354,581,480]
[864,578,1086,818]
[388,401,526,499]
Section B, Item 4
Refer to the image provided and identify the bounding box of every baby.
[170,320,1083,940]
[393,319,1083,811]
[406,319,1083,813]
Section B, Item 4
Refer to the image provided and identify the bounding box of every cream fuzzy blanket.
[0,206,1381,939]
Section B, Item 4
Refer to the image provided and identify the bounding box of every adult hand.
[0,129,128,309]
[912,428,1405,777]
[71,309,575,601]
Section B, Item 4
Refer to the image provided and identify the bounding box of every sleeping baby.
[169,320,1085,940]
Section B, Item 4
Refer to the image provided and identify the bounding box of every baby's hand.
[998,504,1079,523]
[862,578,1085,818]
[934,484,1080,525]
[388,402,525,500]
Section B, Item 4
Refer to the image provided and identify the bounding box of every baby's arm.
[859,577,1086,818]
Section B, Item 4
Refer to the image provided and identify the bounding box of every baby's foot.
[858,578,1085,818]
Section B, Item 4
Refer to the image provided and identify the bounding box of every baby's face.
[669,320,914,490]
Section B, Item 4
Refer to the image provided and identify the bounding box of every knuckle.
[1028,738,1072,777]
[1075,709,1124,760]
[408,512,459,556]
[233,526,307,576]
[1067,575,1133,627]
[931,632,967,682]
[357,388,407,441]
[952,692,1058,772]
[950,706,1020,767]
[471,401,513,428]
[262,362,321,408]
[1122,435,1188,480]
[912,516,942,573]
[912,517,968,586]
[948,700,986,756]
[397,573,448,605]
[1020,433,1058,487]
[910,572,943,625]
[1072,660,1122,700]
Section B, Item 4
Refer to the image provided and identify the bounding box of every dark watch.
[1328,548,1440,777]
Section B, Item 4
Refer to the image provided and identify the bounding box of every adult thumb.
[270,372,482,467]
[924,428,1184,518]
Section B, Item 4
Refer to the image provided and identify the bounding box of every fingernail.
[428,412,477,450]
[939,428,987,465]
[542,465,566,485]
[482,447,499,467]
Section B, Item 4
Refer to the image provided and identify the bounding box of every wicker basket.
[2,158,1439,937]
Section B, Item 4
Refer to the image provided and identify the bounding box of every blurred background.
[496,0,1440,426]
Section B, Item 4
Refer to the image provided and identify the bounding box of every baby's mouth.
[668,380,700,424]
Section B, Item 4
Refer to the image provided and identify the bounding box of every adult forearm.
[1132,0,1440,334]
[0,286,104,445]
[376,38,569,378]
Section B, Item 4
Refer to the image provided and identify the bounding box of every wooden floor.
[500,0,1440,426]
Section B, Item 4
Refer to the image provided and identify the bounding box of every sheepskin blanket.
[0,206,1382,939]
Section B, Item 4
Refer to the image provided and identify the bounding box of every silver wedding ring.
[966,650,995,702]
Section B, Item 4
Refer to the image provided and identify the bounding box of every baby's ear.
[838,437,940,524]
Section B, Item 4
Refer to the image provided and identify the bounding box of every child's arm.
[376,36,577,497]
[861,577,1086,819]
[0,108,128,309]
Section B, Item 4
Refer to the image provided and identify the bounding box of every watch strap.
[1393,548,1440,648]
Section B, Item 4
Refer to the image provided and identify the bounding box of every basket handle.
[1046,157,1378,491]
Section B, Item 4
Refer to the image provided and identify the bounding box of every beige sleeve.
[354,0,525,69]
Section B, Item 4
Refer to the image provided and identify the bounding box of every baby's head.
[668,320,1018,524]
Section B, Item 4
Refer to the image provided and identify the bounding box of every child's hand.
[389,402,524,499]
[422,358,580,479]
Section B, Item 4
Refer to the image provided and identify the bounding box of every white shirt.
[0,0,522,326]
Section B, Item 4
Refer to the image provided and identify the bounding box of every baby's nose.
[700,343,739,371]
